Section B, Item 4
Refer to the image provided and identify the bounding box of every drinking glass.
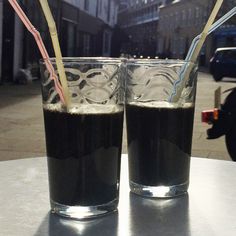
[40,58,124,219]
[126,59,198,198]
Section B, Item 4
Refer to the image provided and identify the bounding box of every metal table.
[0,155,236,236]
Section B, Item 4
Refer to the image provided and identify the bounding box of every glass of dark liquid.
[40,58,124,219]
[126,59,198,198]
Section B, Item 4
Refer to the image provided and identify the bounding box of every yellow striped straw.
[38,0,71,108]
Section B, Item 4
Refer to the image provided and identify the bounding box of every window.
[107,0,111,22]
[180,37,185,55]
[188,8,192,26]
[84,0,89,11]
[175,11,179,22]
[170,14,174,29]
[99,0,102,15]
[222,50,236,60]
[195,7,200,25]
[61,20,76,57]
[83,34,90,56]
[182,10,186,25]
[103,31,111,54]
[172,38,177,55]
[67,23,76,56]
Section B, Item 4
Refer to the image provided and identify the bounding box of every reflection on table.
[0,155,236,236]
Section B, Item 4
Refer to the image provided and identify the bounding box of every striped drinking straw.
[169,0,223,102]
[7,0,65,104]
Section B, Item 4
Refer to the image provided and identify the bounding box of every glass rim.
[39,57,123,65]
[126,58,197,66]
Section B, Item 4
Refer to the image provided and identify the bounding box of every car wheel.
[225,125,236,161]
[213,73,222,81]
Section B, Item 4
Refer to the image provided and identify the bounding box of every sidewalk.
[0,74,233,161]
[0,81,45,160]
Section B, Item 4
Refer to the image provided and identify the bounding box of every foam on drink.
[128,101,193,109]
[43,103,124,114]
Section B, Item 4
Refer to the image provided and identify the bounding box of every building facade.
[0,0,119,83]
[157,0,236,65]
[0,0,3,83]
[118,0,165,57]
[214,0,236,51]
[63,0,119,56]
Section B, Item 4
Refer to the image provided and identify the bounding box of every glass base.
[50,199,118,220]
[130,181,189,198]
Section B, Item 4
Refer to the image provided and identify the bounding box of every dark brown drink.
[43,105,124,206]
[126,102,194,187]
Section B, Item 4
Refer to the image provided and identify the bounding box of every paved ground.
[0,72,235,161]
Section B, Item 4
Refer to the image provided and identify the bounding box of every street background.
[1,0,236,162]
[0,71,234,161]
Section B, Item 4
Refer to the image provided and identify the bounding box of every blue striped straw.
[170,6,236,102]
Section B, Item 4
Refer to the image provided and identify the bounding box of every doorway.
[1,1,15,82]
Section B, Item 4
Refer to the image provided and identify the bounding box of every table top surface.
[0,155,236,236]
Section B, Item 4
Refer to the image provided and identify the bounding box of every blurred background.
[0,0,236,161]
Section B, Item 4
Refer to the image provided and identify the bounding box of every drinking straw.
[170,0,224,102]
[38,0,71,108]
[7,0,65,104]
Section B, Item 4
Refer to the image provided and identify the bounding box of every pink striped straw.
[8,0,65,104]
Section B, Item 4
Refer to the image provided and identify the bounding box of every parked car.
[209,47,236,81]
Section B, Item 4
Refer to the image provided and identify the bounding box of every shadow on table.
[34,211,119,236]
[34,194,190,236]
[128,193,191,235]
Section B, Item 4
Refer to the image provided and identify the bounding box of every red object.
[202,109,219,123]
